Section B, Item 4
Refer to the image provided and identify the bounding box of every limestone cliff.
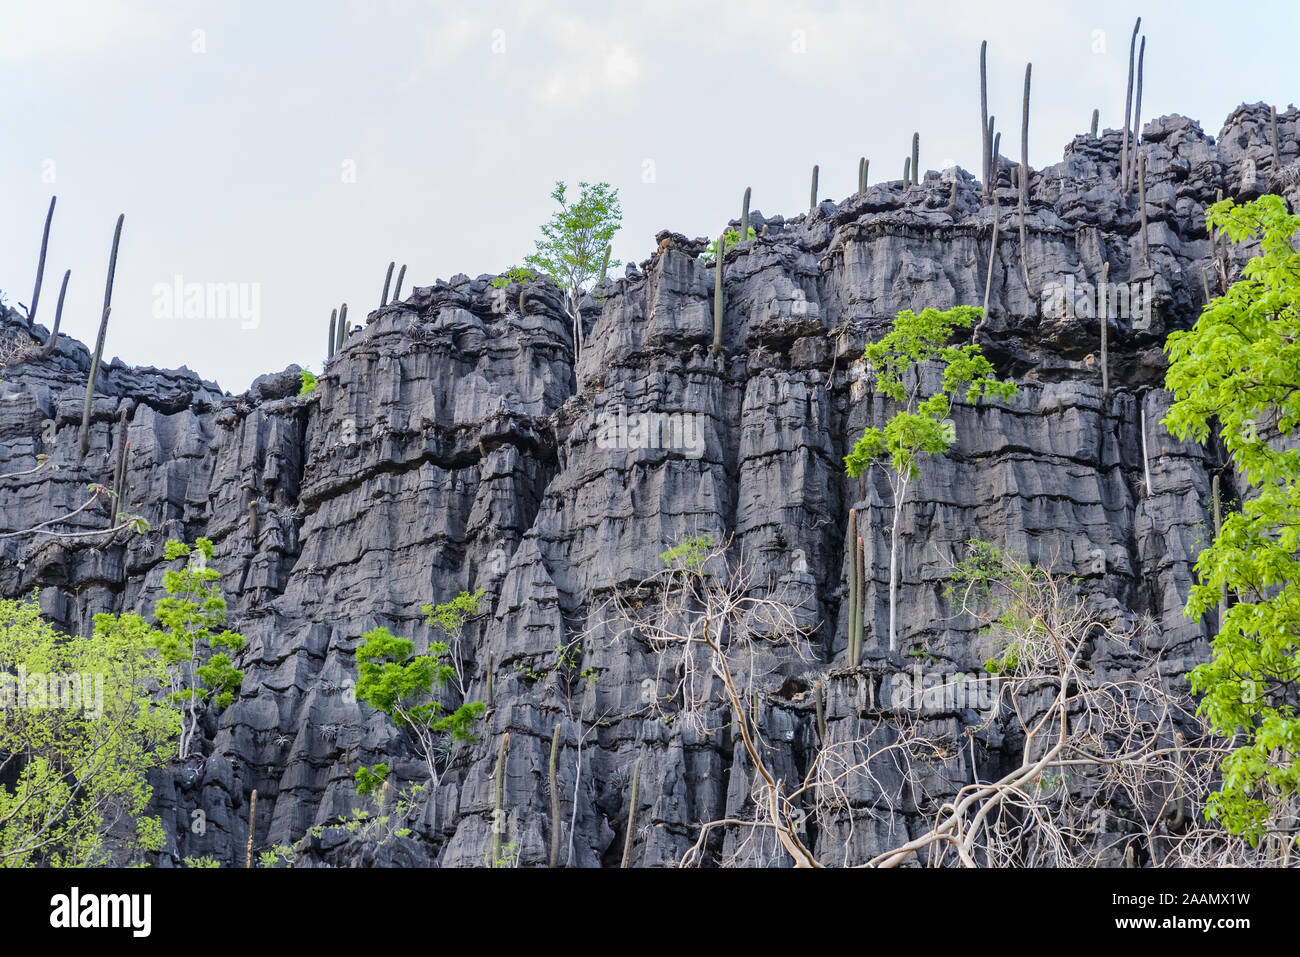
[1,104,1296,866]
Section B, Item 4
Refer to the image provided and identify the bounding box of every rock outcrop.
[1,104,1296,866]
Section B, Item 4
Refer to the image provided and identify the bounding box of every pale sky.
[3,0,1297,392]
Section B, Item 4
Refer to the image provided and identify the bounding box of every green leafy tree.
[700,227,756,261]
[524,181,622,359]
[0,596,177,866]
[152,538,246,760]
[422,588,485,699]
[1163,194,1300,847]
[353,624,485,791]
[298,368,317,397]
[845,305,1017,651]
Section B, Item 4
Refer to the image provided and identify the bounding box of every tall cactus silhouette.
[980,41,990,198]
[393,264,407,302]
[40,269,70,359]
[1091,109,1099,136]
[491,732,510,867]
[740,187,751,240]
[548,722,563,868]
[80,214,124,458]
[1018,63,1033,300]
[1120,17,1142,194]
[911,132,920,186]
[858,158,869,196]
[28,196,56,330]
[380,261,394,307]
[335,303,349,353]
[713,233,724,356]
[1130,36,1145,194]
[810,165,819,211]
[621,755,642,868]
[327,308,337,361]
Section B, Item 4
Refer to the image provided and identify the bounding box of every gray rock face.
[1,104,1294,867]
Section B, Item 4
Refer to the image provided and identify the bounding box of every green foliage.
[659,534,715,570]
[0,596,177,866]
[1163,195,1300,845]
[523,181,623,311]
[354,625,485,779]
[354,763,389,798]
[257,844,296,868]
[313,779,426,848]
[945,539,1052,677]
[422,589,485,639]
[183,855,220,868]
[152,539,246,759]
[700,227,756,261]
[845,306,1017,481]
[298,368,317,397]
[490,266,535,289]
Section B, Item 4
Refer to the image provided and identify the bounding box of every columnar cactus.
[40,269,70,359]
[1091,109,1099,136]
[549,722,563,868]
[393,264,407,302]
[858,158,869,196]
[810,165,819,211]
[813,680,827,744]
[327,308,337,361]
[979,189,1001,336]
[911,132,920,186]
[846,509,862,666]
[380,261,394,307]
[1130,36,1145,194]
[1100,261,1110,398]
[492,732,509,867]
[111,411,130,522]
[621,755,642,868]
[1018,63,1033,300]
[80,213,124,458]
[335,303,349,353]
[1272,106,1282,171]
[599,245,611,284]
[1120,17,1141,194]
[1138,151,1150,265]
[903,157,911,186]
[1140,405,1152,497]
[1212,473,1226,622]
[980,40,990,198]
[29,196,56,330]
[713,233,724,357]
[246,789,258,868]
[741,187,751,239]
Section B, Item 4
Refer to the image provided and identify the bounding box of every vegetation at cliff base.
[1164,194,1300,847]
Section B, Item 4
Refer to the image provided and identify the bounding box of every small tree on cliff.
[524,181,622,361]
[354,593,486,792]
[152,538,246,760]
[844,305,1017,652]
[1163,194,1300,851]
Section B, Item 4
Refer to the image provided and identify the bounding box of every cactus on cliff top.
[40,269,70,359]
[28,196,56,330]
[80,213,124,458]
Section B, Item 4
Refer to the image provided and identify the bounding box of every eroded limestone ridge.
[0,104,1295,866]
